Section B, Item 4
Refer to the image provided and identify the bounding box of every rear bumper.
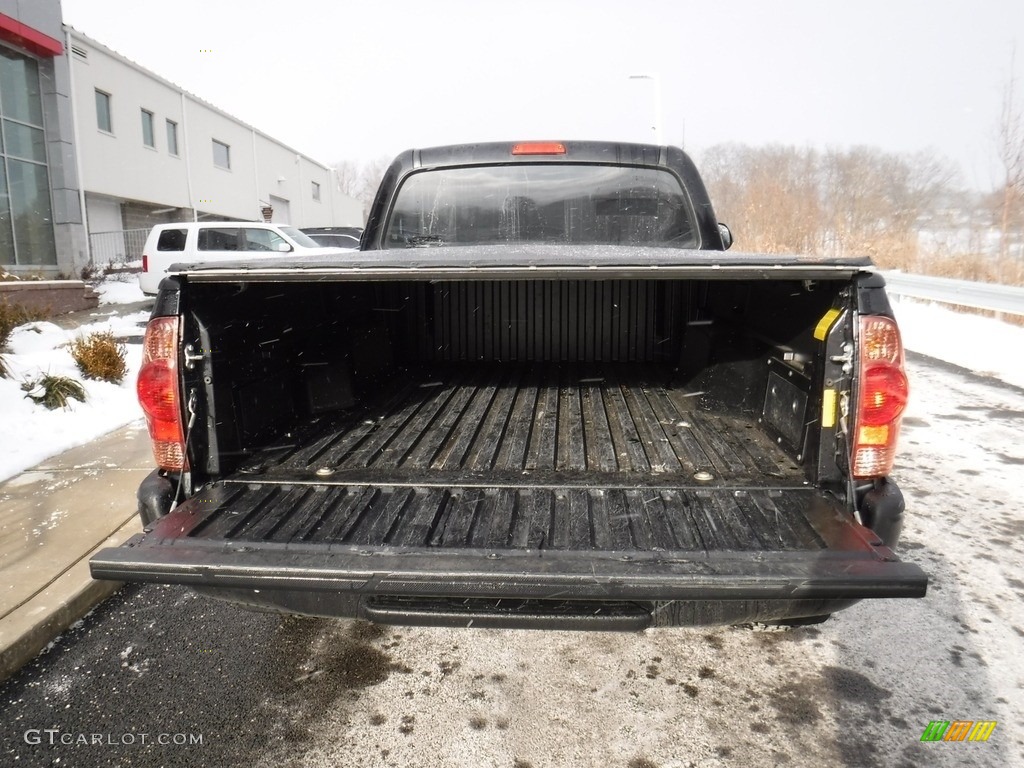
[91,532,925,628]
[92,537,927,601]
[92,477,927,629]
[194,588,863,630]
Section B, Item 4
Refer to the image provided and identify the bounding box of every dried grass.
[69,331,127,384]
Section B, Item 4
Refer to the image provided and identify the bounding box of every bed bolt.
[693,470,714,482]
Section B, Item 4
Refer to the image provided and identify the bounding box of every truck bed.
[201,364,816,552]
[246,363,803,486]
[94,363,926,628]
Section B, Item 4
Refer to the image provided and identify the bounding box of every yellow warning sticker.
[814,308,842,341]
[822,389,837,429]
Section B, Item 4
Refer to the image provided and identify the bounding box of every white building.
[0,3,361,278]
[68,29,361,267]
[0,0,83,275]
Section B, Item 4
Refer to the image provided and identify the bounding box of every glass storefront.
[0,45,56,267]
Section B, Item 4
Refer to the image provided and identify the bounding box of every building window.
[95,89,112,133]
[311,181,321,202]
[166,119,178,156]
[0,47,56,267]
[141,109,155,147]
[212,139,230,169]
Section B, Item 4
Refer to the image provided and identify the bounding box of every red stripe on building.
[0,13,64,57]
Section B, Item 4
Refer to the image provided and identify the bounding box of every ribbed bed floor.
[189,482,846,552]
[240,364,803,485]
[182,365,861,554]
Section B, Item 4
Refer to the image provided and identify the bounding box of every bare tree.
[332,159,364,200]
[821,147,956,268]
[332,156,392,220]
[996,54,1024,275]
[700,143,957,270]
[699,144,823,255]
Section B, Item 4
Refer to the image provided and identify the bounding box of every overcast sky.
[61,0,1024,191]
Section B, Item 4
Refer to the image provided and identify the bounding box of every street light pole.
[628,73,663,145]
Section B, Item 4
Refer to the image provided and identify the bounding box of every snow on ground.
[891,298,1024,389]
[95,277,146,305]
[0,303,147,484]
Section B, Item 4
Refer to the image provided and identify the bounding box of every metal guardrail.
[881,271,1024,317]
[89,228,149,265]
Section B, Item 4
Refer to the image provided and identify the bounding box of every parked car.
[300,226,363,250]
[302,232,360,249]
[139,222,347,295]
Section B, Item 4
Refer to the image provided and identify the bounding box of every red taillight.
[852,316,908,478]
[142,253,148,272]
[137,317,187,471]
[511,142,566,155]
[859,365,908,425]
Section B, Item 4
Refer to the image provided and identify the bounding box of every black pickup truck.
[91,141,926,630]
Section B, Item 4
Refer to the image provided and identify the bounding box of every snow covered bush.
[21,374,87,410]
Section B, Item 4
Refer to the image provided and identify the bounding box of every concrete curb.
[0,515,139,683]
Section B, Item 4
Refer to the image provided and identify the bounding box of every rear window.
[156,228,187,251]
[384,165,697,248]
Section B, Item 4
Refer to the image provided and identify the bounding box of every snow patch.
[0,311,146,483]
[96,279,146,305]
[891,298,1024,390]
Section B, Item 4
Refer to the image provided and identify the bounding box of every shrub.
[21,374,87,410]
[0,303,23,348]
[70,331,127,384]
[0,302,50,348]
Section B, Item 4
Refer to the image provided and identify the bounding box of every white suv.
[139,222,352,295]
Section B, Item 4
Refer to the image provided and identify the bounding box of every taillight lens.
[852,316,908,478]
[137,317,187,471]
[142,253,148,272]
